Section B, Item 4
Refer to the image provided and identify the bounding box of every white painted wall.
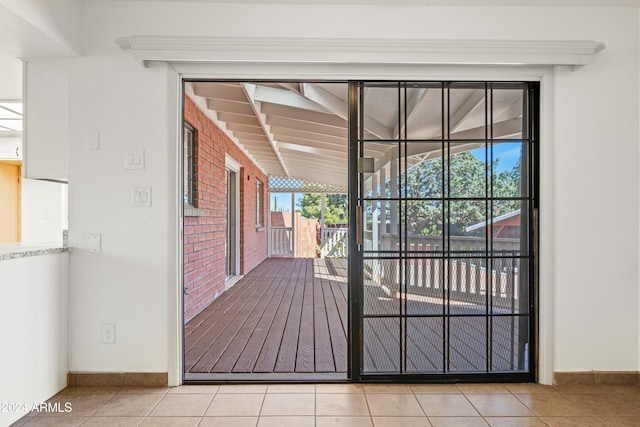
[23,2,636,386]
[21,178,67,244]
[80,3,635,49]
[638,6,640,375]
[0,53,21,100]
[64,52,178,377]
[551,11,639,373]
[0,252,68,426]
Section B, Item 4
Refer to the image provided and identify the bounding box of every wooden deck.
[361,285,524,374]
[184,258,348,381]
[184,257,527,381]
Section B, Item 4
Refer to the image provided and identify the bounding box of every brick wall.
[183,95,268,322]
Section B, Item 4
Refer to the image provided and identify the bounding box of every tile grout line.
[18,384,640,426]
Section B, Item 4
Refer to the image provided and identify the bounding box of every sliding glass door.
[349,81,538,382]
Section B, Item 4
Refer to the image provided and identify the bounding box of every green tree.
[297,194,348,225]
[403,150,521,236]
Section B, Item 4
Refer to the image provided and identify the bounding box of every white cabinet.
[0,137,21,160]
[24,60,69,180]
[0,250,69,427]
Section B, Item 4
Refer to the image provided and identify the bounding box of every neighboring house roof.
[465,209,521,233]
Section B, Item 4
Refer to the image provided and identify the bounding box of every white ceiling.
[187,81,524,193]
[188,82,350,190]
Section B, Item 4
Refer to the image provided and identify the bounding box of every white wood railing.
[270,226,293,256]
[363,233,524,310]
[320,228,348,258]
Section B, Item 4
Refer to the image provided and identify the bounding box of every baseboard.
[67,372,168,387]
[554,371,639,385]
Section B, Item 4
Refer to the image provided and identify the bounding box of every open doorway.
[224,157,240,280]
[180,80,538,383]
[181,81,350,382]
[225,168,236,278]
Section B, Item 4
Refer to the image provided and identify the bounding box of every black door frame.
[348,80,539,383]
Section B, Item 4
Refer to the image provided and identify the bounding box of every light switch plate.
[124,150,145,170]
[89,234,101,253]
[131,187,152,207]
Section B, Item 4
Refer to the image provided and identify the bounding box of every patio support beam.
[372,90,488,169]
[450,89,486,134]
[301,82,392,140]
[393,88,429,139]
[321,194,326,250]
[242,83,290,177]
[371,172,381,283]
[371,173,379,249]
[390,151,398,236]
[268,193,272,257]
[379,166,387,249]
[254,84,330,114]
[291,191,296,258]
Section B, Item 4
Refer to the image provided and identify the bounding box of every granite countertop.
[0,243,69,261]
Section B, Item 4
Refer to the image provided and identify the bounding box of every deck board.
[314,278,335,372]
[184,276,271,372]
[252,267,299,373]
[322,278,348,372]
[184,257,524,380]
[296,260,316,372]
[273,259,307,373]
[191,277,273,373]
[185,258,349,378]
[226,268,289,373]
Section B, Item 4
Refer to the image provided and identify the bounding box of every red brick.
[183,94,268,322]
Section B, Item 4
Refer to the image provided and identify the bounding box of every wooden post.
[371,174,380,282]
[291,192,296,258]
[390,154,398,235]
[320,193,326,250]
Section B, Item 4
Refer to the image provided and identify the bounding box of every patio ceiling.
[186,81,524,193]
[187,81,351,191]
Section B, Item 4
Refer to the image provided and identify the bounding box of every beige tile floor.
[10,383,640,427]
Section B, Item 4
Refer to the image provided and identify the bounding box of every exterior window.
[184,123,195,206]
[256,180,264,227]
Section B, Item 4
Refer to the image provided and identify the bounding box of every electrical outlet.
[102,323,115,344]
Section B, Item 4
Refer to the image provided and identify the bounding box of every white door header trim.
[116,36,605,68]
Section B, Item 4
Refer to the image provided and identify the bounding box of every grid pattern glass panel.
[354,81,537,380]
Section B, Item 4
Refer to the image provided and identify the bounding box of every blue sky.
[470,142,522,173]
[270,192,303,212]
